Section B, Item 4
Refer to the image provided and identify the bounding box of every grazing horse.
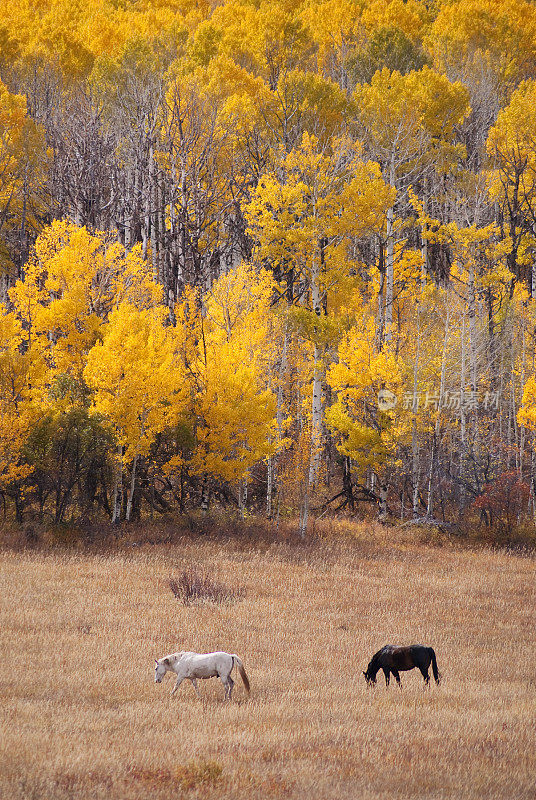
[363,644,441,687]
[154,651,250,701]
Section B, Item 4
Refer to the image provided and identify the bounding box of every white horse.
[154,651,250,701]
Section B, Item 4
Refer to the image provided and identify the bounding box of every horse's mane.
[368,646,390,670]
[367,651,381,670]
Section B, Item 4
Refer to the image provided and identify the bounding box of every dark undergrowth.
[0,510,535,559]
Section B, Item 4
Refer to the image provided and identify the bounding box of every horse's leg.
[419,666,430,685]
[190,678,201,699]
[220,673,234,701]
[392,670,402,688]
[383,668,390,687]
[171,677,184,696]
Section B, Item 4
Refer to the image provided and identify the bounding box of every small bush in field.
[175,759,223,789]
[129,760,222,790]
[169,567,245,605]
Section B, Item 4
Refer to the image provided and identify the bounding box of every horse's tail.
[429,648,441,684]
[232,655,250,695]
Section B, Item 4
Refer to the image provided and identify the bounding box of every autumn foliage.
[1,0,536,533]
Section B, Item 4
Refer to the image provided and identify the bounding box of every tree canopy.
[1,0,536,533]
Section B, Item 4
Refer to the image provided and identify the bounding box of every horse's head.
[363,669,376,686]
[154,658,168,683]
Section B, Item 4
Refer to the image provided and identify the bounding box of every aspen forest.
[2,0,536,538]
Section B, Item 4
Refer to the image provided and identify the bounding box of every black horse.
[363,644,441,687]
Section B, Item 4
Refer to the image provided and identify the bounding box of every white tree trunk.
[299,479,309,538]
[426,294,450,518]
[421,189,428,275]
[378,483,388,521]
[519,323,526,477]
[309,342,323,487]
[300,248,323,537]
[149,142,159,283]
[468,261,478,436]
[238,478,248,516]
[384,151,396,342]
[200,475,210,513]
[126,454,138,522]
[412,298,423,517]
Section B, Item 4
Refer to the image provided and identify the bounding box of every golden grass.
[1,531,535,799]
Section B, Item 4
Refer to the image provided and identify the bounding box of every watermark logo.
[377,388,500,413]
[378,389,398,411]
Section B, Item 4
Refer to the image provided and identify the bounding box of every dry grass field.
[1,525,535,800]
